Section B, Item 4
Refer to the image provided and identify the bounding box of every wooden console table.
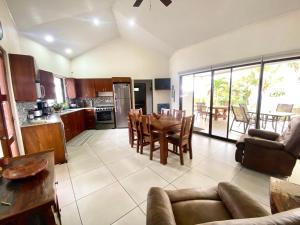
[0,151,60,225]
[270,177,300,214]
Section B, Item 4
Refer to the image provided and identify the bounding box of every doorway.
[0,50,19,157]
[134,80,153,114]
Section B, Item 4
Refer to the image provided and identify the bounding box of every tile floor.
[55,129,300,225]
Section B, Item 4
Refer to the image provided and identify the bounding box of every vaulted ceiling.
[6,0,300,58]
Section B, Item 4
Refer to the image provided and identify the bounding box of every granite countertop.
[21,108,96,128]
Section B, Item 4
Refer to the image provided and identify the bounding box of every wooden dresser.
[0,151,60,225]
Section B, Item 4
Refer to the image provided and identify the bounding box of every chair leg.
[140,140,144,154]
[179,146,184,165]
[230,119,234,131]
[188,140,193,159]
[130,133,134,148]
[136,135,140,153]
[150,141,154,160]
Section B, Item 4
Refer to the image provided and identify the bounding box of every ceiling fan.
[133,0,172,7]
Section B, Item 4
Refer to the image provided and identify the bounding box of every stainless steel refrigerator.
[113,83,131,128]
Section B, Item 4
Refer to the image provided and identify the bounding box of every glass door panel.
[211,69,230,138]
[193,72,211,133]
[181,75,194,116]
[260,59,300,134]
[229,65,260,140]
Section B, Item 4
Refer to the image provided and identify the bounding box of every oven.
[96,106,115,129]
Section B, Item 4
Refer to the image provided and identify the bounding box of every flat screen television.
[155,78,171,90]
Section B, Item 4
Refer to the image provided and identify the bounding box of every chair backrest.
[173,109,186,120]
[161,108,171,116]
[239,104,249,113]
[128,112,139,131]
[276,104,294,113]
[130,108,143,115]
[231,105,249,123]
[140,115,150,135]
[179,115,194,141]
[196,103,207,113]
[282,117,300,157]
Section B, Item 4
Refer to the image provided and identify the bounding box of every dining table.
[150,115,181,165]
[212,106,228,120]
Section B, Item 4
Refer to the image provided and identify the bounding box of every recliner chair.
[235,117,300,176]
[146,182,300,225]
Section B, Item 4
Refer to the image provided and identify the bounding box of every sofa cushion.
[218,182,270,219]
[248,129,280,141]
[172,200,232,225]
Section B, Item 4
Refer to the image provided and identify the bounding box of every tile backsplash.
[93,97,114,106]
[16,102,36,123]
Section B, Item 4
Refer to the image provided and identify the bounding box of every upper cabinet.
[9,54,37,102]
[94,78,113,92]
[65,78,76,99]
[112,77,131,83]
[76,79,96,98]
[39,70,56,100]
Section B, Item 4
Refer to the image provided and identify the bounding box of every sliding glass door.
[193,72,211,133]
[180,56,300,141]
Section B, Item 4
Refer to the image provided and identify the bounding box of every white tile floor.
[56,129,300,225]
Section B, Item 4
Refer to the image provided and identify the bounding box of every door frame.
[133,79,154,114]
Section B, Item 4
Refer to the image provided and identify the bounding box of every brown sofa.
[235,117,300,176]
[146,182,300,225]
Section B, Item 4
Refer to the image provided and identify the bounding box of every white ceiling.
[6,0,300,58]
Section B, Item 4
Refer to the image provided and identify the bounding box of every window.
[54,77,64,104]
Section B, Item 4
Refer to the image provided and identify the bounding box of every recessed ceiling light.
[93,18,100,26]
[65,48,73,54]
[129,19,135,27]
[44,34,54,43]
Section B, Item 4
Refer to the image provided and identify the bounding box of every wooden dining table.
[150,115,181,165]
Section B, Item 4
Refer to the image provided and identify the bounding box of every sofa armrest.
[198,208,300,225]
[218,182,269,219]
[248,129,280,141]
[245,137,285,150]
[147,187,177,225]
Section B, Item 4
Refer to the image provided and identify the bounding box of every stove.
[95,106,115,129]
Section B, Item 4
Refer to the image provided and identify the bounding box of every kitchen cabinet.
[65,78,76,99]
[21,123,66,164]
[39,70,56,100]
[60,110,86,142]
[85,109,96,129]
[95,78,113,92]
[76,79,96,98]
[112,77,131,83]
[8,54,37,101]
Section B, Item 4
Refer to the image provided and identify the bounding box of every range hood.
[97,92,113,97]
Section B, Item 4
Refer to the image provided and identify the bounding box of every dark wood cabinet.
[95,78,113,92]
[8,54,37,102]
[39,70,56,100]
[21,123,66,164]
[65,78,76,99]
[76,79,96,98]
[85,109,96,129]
[112,77,131,83]
[61,110,86,142]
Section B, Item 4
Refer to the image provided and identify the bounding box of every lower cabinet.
[85,109,96,129]
[21,123,66,164]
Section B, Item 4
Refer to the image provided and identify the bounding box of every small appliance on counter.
[33,106,43,118]
[27,109,35,120]
[36,100,52,116]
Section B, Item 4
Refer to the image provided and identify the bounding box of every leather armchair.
[146,182,300,225]
[235,117,300,176]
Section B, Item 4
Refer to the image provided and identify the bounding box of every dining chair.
[128,112,140,152]
[195,102,208,121]
[138,115,160,159]
[130,108,143,115]
[167,115,195,165]
[172,109,186,120]
[161,108,171,116]
[230,105,254,134]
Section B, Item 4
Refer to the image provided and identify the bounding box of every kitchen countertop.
[21,108,95,128]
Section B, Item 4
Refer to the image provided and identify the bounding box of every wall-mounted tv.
[154,78,171,90]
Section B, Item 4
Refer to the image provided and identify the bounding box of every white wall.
[20,37,70,76]
[170,9,300,109]
[71,38,170,112]
[0,0,70,155]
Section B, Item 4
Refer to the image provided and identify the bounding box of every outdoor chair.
[230,105,255,134]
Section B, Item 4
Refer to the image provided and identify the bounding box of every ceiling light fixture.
[93,18,100,26]
[129,19,136,27]
[65,48,73,54]
[44,34,54,43]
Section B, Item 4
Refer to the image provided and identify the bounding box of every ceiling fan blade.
[160,0,172,7]
[133,0,144,7]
